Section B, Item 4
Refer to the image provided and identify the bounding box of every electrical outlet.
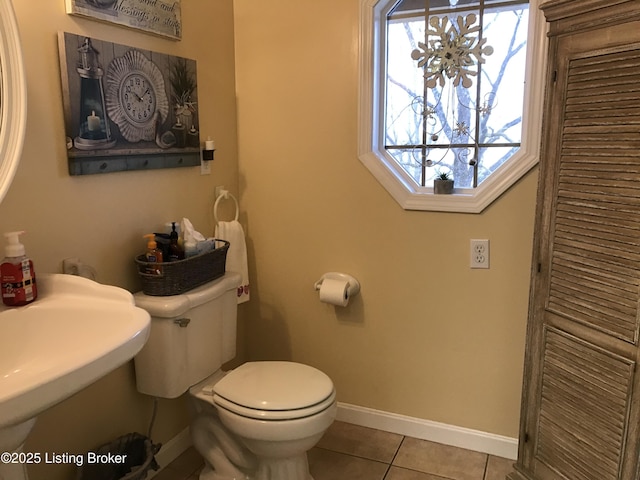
[470,239,490,269]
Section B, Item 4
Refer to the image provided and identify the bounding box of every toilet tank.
[133,272,241,398]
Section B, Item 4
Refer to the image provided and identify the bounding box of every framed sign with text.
[65,0,182,40]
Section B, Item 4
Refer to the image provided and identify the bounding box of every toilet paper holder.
[314,272,360,299]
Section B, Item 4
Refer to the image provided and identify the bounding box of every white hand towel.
[215,220,250,304]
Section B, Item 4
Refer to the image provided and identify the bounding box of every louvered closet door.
[523,38,640,480]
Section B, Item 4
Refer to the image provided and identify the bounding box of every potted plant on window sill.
[434,171,454,194]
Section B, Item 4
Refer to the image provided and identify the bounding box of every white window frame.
[358,0,548,213]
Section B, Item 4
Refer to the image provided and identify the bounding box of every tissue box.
[135,240,229,296]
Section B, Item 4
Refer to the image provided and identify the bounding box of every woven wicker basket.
[135,240,229,296]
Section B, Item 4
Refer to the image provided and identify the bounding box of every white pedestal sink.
[0,274,150,480]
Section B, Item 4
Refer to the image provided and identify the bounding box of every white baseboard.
[336,402,518,460]
[146,402,519,476]
[146,427,192,478]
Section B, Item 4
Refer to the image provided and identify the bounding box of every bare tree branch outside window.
[384,1,529,188]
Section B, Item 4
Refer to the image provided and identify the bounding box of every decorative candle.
[187,126,199,148]
[87,111,100,131]
[172,121,186,148]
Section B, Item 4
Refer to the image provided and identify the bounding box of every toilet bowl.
[191,361,336,480]
[133,273,336,480]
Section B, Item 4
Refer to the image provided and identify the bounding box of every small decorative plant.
[433,170,454,194]
[169,58,197,129]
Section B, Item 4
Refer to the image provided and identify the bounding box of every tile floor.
[152,421,515,480]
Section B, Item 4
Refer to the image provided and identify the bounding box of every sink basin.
[0,273,150,432]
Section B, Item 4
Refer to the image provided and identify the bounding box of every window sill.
[358,147,540,213]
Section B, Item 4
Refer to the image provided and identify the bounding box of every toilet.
[133,271,336,480]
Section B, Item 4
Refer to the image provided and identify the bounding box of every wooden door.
[511,15,640,480]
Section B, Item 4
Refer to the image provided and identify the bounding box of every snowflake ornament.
[411,14,494,89]
[454,121,470,136]
[479,92,497,117]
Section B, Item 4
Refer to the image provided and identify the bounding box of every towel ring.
[214,190,239,224]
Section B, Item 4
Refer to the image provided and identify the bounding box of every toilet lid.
[213,361,334,412]
[213,389,336,420]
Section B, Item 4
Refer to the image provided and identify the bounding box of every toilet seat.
[213,390,336,420]
[212,361,335,420]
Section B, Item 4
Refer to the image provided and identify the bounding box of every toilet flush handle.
[174,317,191,328]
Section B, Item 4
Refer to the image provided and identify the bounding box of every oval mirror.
[0,0,26,205]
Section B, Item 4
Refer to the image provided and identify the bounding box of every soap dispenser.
[1,231,38,306]
[168,222,184,261]
[143,234,163,275]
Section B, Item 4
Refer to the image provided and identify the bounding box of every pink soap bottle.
[0,231,37,307]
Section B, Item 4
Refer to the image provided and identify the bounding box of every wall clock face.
[120,73,156,125]
[106,50,169,143]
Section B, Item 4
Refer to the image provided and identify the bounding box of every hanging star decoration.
[411,13,494,89]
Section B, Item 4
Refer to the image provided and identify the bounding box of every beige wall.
[233,0,538,438]
[4,0,538,478]
[3,1,239,479]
